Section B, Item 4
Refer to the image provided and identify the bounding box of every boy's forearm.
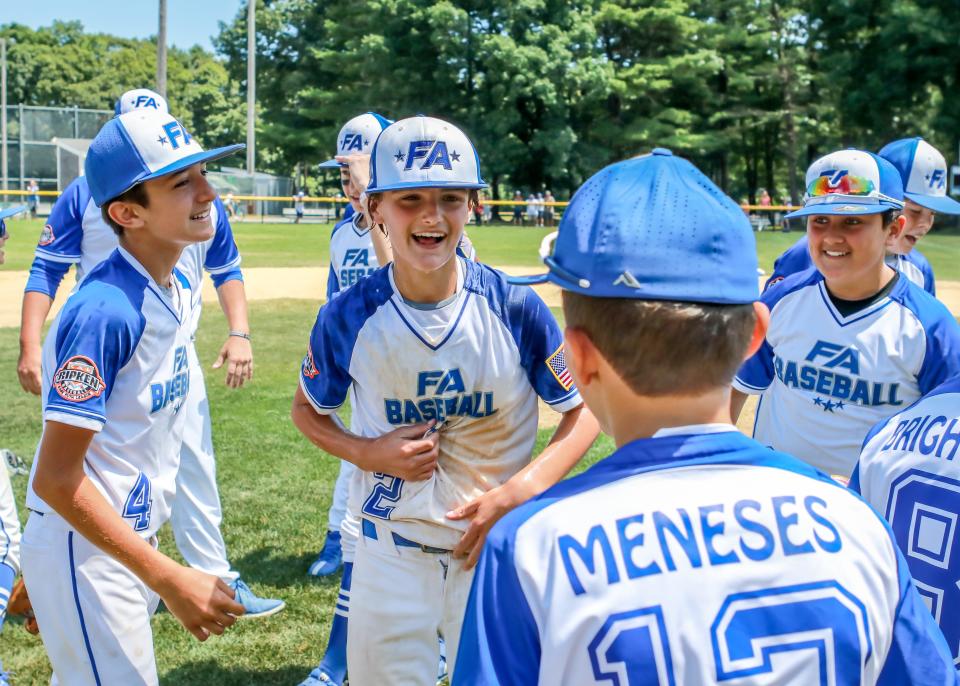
[730,389,749,423]
[19,291,54,347]
[291,387,370,468]
[216,279,250,334]
[506,403,600,499]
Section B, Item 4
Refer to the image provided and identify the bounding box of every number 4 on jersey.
[122,472,153,532]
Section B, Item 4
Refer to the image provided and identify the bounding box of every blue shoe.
[229,578,285,619]
[308,530,343,577]
[437,635,448,684]
[297,666,342,686]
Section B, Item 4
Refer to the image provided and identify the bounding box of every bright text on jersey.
[384,368,496,424]
[151,346,190,413]
[559,494,841,596]
[773,340,903,407]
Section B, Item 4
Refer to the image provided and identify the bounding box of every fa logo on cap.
[133,95,161,110]
[929,169,945,190]
[819,169,848,187]
[404,140,455,171]
[161,121,193,150]
[342,133,366,152]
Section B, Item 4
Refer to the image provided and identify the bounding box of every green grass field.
[2,216,960,683]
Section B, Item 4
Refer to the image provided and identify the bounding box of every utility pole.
[1,38,7,194]
[157,0,168,98]
[246,0,256,176]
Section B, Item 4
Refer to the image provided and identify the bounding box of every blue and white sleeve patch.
[299,302,357,414]
[454,521,542,686]
[32,177,88,267]
[204,196,242,276]
[44,286,142,431]
[876,538,958,684]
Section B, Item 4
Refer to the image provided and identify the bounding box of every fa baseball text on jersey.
[853,375,960,667]
[734,268,960,476]
[456,427,958,685]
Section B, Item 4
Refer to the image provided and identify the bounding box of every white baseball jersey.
[28,175,241,335]
[734,269,960,476]
[852,375,960,667]
[455,427,959,685]
[26,247,198,539]
[300,258,582,550]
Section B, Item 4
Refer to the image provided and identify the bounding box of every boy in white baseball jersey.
[732,149,960,478]
[456,149,958,686]
[292,115,598,685]
[18,89,283,617]
[21,109,247,685]
[765,137,957,295]
[852,375,960,668]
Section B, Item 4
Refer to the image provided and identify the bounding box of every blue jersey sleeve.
[763,236,810,291]
[499,279,581,410]
[326,262,341,301]
[25,255,72,297]
[909,250,936,297]
[29,177,89,296]
[877,540,959,685]
[204,196,242,287]
[906,292,960,394]
[454,520,542,686]
[44,284,144,430]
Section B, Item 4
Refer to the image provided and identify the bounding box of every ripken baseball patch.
[38,224,55,247]
[53,355,106,402]
[302,345,319,379]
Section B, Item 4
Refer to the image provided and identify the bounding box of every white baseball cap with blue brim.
[85,109,244,207]
[785,149,904,219]
[878,137,960,215]
[508,149,759,304]
[114,88,169,116]
[366,115,487,193]
[319,112,393,169]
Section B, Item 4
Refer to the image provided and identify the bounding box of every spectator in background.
[536,192,545,226]
[543,190,555,226]
[473,191,484,225]
[26,179,39,218]
[759,188,772,206]
[755,188,772,231]
[335,192,344,220]
[224,192,237,218]
[526,193,537,226]
[512,190,524,225]
[294,189,306,224]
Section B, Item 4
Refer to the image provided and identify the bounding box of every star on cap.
[450,150,461,162]
[394,150,405,162]
[157,135,168,147]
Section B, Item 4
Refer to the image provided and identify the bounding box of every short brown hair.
[101,183,150,236]
[562,292,756,396]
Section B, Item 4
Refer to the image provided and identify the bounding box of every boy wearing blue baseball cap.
[21,109,246,684]
[0,205,26,266]
[291,115,599,684]
[733,149,960,480]
[454,149,957,685]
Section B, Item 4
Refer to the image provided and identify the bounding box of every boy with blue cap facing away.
[732,149,960,480]
[454,149,957,685]
[21,108,247,685]
[765,137,959,295]
[291,115,599,685]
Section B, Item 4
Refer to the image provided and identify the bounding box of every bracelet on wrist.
[229,331,251,341]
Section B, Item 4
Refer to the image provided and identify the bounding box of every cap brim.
[318,158,342,169]
[784,202,899,219]
[0,205,28,220]
[140,144,246,185]
[905,192,960,215]
[365,180,488,193]
[506,272,552,286]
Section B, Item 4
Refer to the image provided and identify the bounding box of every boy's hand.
[212,335,254,388]
[447,481,532,570]
[335,154,371,197]
[17,343,43,395]
[363,422,439,481]
[158,566,245,641]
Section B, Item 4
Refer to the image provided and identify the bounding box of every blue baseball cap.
[85,109,244,207]
[114,88,169,116]
[508,149,759,304]
[319,112,393,169]
[785,149,904,219]
[366,115,487,193]
[0,205,27,238]
[878,137,960,214]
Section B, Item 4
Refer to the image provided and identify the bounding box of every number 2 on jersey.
[362,472,404,520]
[122,471,152,532]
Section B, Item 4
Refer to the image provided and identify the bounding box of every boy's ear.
[107,200,145,231]
[564,326,600,388]
[886,213,906,242]
[744,301,770,360]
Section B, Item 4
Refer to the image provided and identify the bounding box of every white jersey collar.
[652,423,738,439]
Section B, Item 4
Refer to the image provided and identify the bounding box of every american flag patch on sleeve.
[546,345,573,391]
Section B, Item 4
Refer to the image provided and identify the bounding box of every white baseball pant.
[169,347,238,584]
[327,460,356,532]
[346,518,474,685]
[0,464,22,576]
[22,511,161,685]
